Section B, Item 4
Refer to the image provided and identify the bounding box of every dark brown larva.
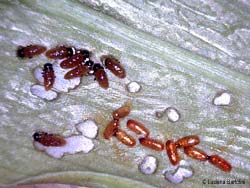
[42,63,55,91]
[103,56,126,78]
[17,45,46,58]
[33,131,66,147]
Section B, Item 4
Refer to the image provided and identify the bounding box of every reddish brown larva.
[60,54,85,69]
[42,63,55,91]
[93,64,109,89]
[64,64,89,79]
[17,45,46,58]
[104,57,126,79]
[45,46,74,59]
[33,131,66,147]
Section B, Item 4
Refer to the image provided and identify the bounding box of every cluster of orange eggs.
[104,105,232,172]
[17,44,126,90]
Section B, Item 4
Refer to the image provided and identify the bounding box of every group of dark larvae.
[17,44,126,90]
[17,45,232,176]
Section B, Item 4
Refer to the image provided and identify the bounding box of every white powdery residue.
[33,62,81,92]
[30,85,58,101]
[33,67,43,83]
[139,155,158,175]
[76,120,98,139]
[34,135,94,159]
[212,92,231,106]
[126,81,141,93]
[166,107,180,122]
[164,161,194,184]
[165,170,183,184]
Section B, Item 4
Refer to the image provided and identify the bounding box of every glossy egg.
[127,119,150,137]
[184,147,209,161]
[208,155,232,172]
[139,137,164,151]
[115,129,136,147]
[103,119,120,139]
[166,140,180,166]
[175,135,200,148]
[112,106,130,120]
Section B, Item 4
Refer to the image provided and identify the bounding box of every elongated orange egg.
[208,155,232,172]
[139,137,164,151]
[115,129,136,147]
[175,135,200,148]
[166,140,180,166]
[112,106,130,120]
[103,119,120,139]
[127,119,149,137]
[184,147,209,161]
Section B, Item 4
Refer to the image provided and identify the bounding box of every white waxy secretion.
[126,81,141,93]
[165,169,184,184]
[30,84,58,101]
[76,120,98,139]
[34,135,94,159]
[164,160,194,184]
[139,155,158,175]
[33,62,81,92]
[213,92,231,106]
[166,107,180,122]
